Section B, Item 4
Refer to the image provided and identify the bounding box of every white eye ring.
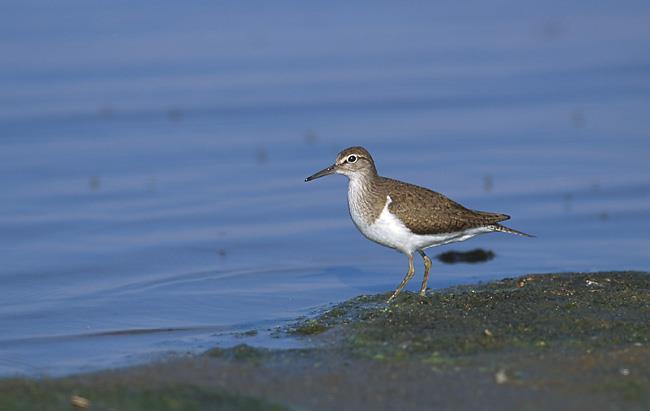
[347,155,357,163]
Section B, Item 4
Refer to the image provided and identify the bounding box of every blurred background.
[1,0,649,376]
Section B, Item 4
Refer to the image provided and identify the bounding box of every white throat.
[347,173,373,228]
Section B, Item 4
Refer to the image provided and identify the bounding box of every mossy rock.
[296,272,650,360]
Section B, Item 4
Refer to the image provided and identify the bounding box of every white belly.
[350,194,492,254]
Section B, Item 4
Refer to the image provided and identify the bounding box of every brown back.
[380,177,510,235]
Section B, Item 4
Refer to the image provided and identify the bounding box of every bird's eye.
[347,155,357,163]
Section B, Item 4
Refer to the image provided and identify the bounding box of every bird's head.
[305,146,377,182]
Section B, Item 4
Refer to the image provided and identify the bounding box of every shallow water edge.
[1,271,648,411]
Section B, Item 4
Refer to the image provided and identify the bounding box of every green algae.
[291,319,328,336]
[288,296,382,337]
[292,271,650,360]
[0,380,290,411]
[206,344,269,362]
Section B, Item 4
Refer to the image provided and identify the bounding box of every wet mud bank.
[2,271,649,411]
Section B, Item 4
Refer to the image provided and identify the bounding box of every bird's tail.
[490,224,535,238]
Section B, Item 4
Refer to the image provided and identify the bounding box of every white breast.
[349,190,493,254]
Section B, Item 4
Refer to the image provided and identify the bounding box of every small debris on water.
[483,329,493,337]
[146,176,157,192]
[483,174,493,192]
[256,147,269,164]
[537,18,566,40]
[569,108,586,128]
[89,176,101,190]
[166,108,183,122]
[304,130,319,145]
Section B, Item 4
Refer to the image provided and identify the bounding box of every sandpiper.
[305,146,532,303]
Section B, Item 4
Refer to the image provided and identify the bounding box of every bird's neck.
[348,172,376,197]
[347,173,385,226]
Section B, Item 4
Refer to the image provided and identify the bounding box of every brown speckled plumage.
[305,145,532,302]
[382,177,510,235]
[335,146,513,235]
[349,174,511,235]
[320,145,529,237]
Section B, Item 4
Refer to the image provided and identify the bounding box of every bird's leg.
[387,253,415,303]
[417,249,432,296]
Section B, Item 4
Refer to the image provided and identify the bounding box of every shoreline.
[2,271,649,410]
